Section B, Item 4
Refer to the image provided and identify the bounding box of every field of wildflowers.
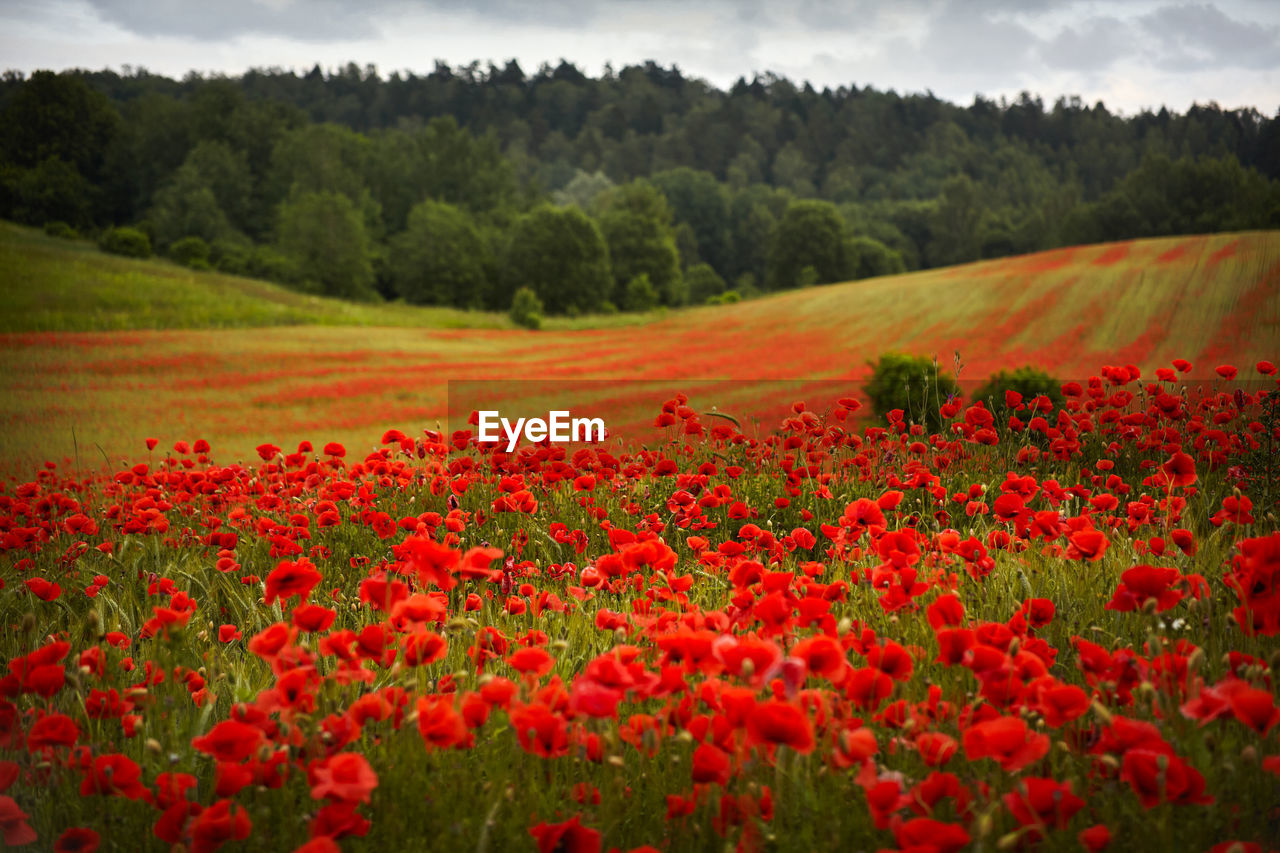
[2,355,1278,851]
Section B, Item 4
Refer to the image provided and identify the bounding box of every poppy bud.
[21,612,35,632]
[1242,745,1257,765]
[997,831,1022,850]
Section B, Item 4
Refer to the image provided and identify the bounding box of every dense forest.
[2,61,1278,316]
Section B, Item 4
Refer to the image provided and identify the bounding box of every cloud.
[1039,16,1132,72]
[1139,3,1280,70]
[82,0,382,41]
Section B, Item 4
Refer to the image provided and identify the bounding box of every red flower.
[1066,529,1108,562]
[893,817,969,853]
[417,695,470,751]
[27,713,80,751]
[692,743,731,786]
[1215,364,1238,380]
[1160,451,1197,487]
[1003,777,1084,840]
[746,699,815,754]
[24,577,61,602]
[310,752,378,804]
[1035,682,1090,727]
[507,647,556,677]
[192,720,264,763]
[1230,687,1280,735]
[190,800,251,853]
[264,557,322,606]
[322,442,346,458]
[0,796,36,846]
[396,534,460,591]
[1120,749,1213,807]
[80,753,149,799]
[914,731,958,767]
[962,716,1048,772]
[54,827,100,853]
[529,815,601,853]
[1106,565,1184,613]
[1078,824,1112,851]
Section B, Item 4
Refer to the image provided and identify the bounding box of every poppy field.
[2,224,1280,852]
[2,227,1278,474]
[3,352,1280,851]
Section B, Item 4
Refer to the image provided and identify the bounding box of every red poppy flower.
[27,713,80,751]
[54,827,100,853]
[192,720,265,763]
[692,743,731,786]
[1215,364,1238,380]
[264,557,322,606]
[0,796,36,846]
[914,731,958,766]
[746,699,815,754]
[893,817,969,853]
[1078,824,1111,852]
[1229,687,1280,735]
[80,753,148,799]
[1003,777,1084,839]
[962,716,1048,772]
[310,752,378,804]
[1161,452,1197,487]
[190,799,250,853]
[1120,749,1213,807]
[529,815,601,853]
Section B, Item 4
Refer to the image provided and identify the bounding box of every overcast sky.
[1,0,1277,114]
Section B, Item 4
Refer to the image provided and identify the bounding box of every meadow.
[1,223,1277,475]
[1,223,1279,852]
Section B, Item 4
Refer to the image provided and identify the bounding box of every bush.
[248,247,302,286]
[707,289,742,305]
[971,366,1064,415]
[169,236,211,269]
[848,236,907,279]
[863,352,958,431]
[623,274,659,312]
[685,263,726,304]
[43,220,78,239]
[211,240,251,276]
[510,286,544,330]
[98,226,151,259]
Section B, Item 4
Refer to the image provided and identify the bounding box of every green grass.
[0,221,661,333]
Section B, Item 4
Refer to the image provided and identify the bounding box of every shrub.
[708,289,742,305]
[510,286,544,330]
[42,220,78,239]
[971,366,1064,415]
[685,263,726,304]
[169,236,211,270]
[863,352,958,430]
[211,240,251,276]
[248,247,302,286]
[98,226,151,259]
[623,274,659,312]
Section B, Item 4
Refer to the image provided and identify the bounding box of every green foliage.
[597,180,683,306]
[685,262,726,304]
[650,168,729,273]
[708,289,742,305]
[98,225,151,259]
[0,157,95,227]
[502,205,610,315]
[971,366,1064,413]
[0,70,119,185]
[766,200,851,289]
[509,285,543,329]
[863,352,958,430]
[42,220,77,239]
[847,236,907,279]
[622,273,659,312]
[276,190,377,300]
[168,235,211,269]
[389,200,487,307]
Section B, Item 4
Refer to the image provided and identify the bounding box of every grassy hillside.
[0,222,656,332]
[1,226,1277,473]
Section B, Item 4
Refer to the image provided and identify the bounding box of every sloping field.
[1,228,1277,472]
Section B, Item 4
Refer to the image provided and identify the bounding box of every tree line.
[1,62,1278,315]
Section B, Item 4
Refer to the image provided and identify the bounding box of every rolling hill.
[1,222,1277,474]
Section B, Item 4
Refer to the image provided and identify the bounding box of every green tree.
[929,174,984,266]
[277,190,377,300]
[502,205,611,315]
[847,236,906,279]
[509,286,543,330]
[685,263,726,304]
[389,200,487,307]
[649,168,730,275]
[766,199,851,289]
[596,180,683,306]
[622,273,660,312]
